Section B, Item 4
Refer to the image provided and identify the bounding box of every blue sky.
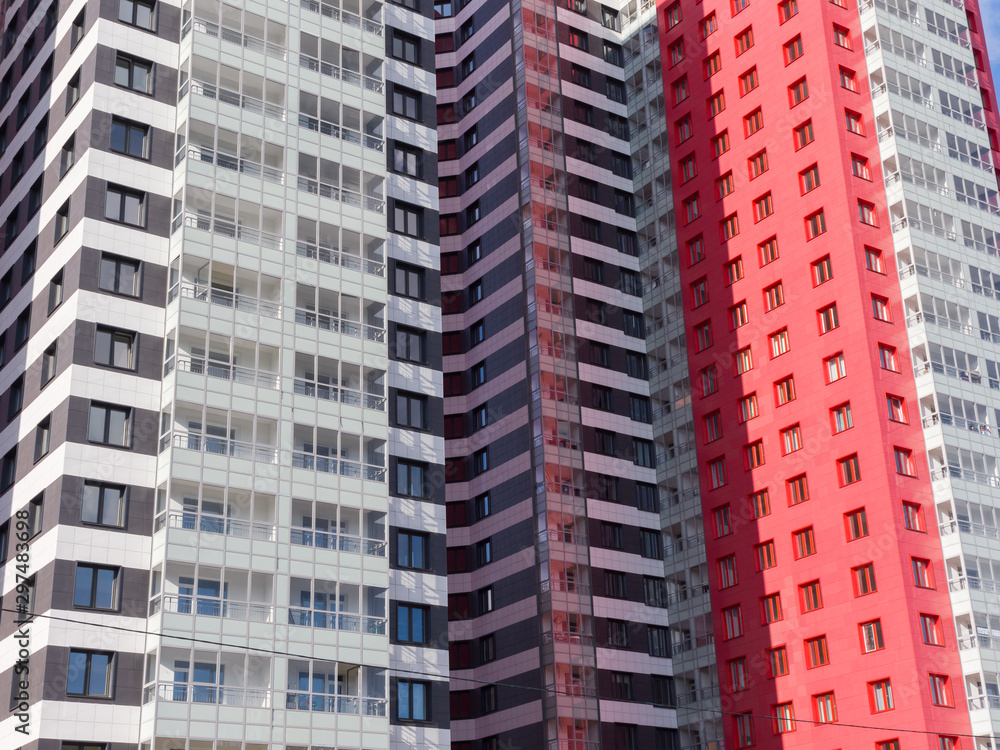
[987,0,1000,85]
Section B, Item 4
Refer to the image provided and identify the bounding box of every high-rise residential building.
[5,0,1000,748]
[0,0,445,747]
[433,0,676,747]
[656,0,1000,748]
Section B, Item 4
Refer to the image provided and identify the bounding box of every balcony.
[158,510,276,540]
[288,608,386,634]
[171,355,279,390]
[293,378,385,411]
[156,594,274,623]
[289,526,386,556]
[295,240,385,277]
[145,682,271,707]
[298,0,384,36]
[175,281,282,318]
[164,431,279,464]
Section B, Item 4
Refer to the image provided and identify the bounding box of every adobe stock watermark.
[10,505,33,735]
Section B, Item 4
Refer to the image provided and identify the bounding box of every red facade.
[658,1,976,747]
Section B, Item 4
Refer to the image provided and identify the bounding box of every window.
[745,440,765,469]
[395,327,426,363]
[672,76,689,105]
[713,505,732,537]
[392,87,421,120]
[833,24,852,48]
[846,508,868,540]
[700,12,718,37]
[397,680,429,721]
[839,67,858,91]
[687,236,705,264]
[814,693,837,724]
[845,109,864,134]
[74,564,118,610]
[903,501,924,531]
[608,620,629,647]
[459,18,475,42]
[59,136,75,178]
[475,493,491,520]
[636,483,658,512]
[595,429,616,456]
[721,214,739,240]
[675,115,692,143]
[704,51,722,78]
[120,0,155,29]
[773,702,795,734]
[708,91,726,118]
[735,713,754,748]
[800,580,822,612]
[864,247,885,273]
[793,527,815,558]
[718,555,738,589]
[767,646,788,677]
[929,674,952,707]
[633,439,655,468]
[839,454,861,485]
[605,571,627,598]
[476,538,492,566]
[396,461,426,498]
[805,210,827,239]
[879,344,899,371]
[14,308,29,349]
[775,376,795,406]
[885,394,908,423]
[738,393,758,422]
[723,605,743,639]
[0,448,15,490]
[392,31,420,64]
[793,121,815,152]
[690,278,709,308]
[787,474,809,505]
[920,614,943,645]
[94,327,135,369]
[729,301,748,330]
[66,70,81,111]
[805,635,829,668]
[568,27,588,50]
[34,417,51,462]
[712,131,730,158]
[40,343,56,387]
[88,403,131,447]
[735,26,754,55]
[869,679,894,713]
[105,186,146,226]
[731,0,749,13]
[726,257,744,284]
[114,53,152,93]
[110,117,149,159]
[755,540,777,570]
[854,564,877,596]
[398,530,429,569]
[912,558,934,588]
[640,529,662,559]
[784,36,804,64]
[744,108,763,136]
[754,194,774,222]
[818,304,839,333]
[831,403,852,433]
[472,448,488,475]
[799,164,820,194]
[789,78,809,106]
[700,366,718,397]
[748,150,768,179]
[7,376,24,419]
[859,201,878,226]
[611,672,634,700]
[751,489,770,518]
[393,145,421,178]
[894,447,915,476]
[601,5,621,31]
[769,329,789,358]
[716,172,735,199]
[82,482,126,527]
[762,593,782,623]
[648,629,670,660]
[734,347,753,375]
[729,658,747,691]
[708,457,727,489]
[396,393,427,430]
[71,9,86,48]
[67,651,114,697]
[630,396,651,423]
[396,603,427,644]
